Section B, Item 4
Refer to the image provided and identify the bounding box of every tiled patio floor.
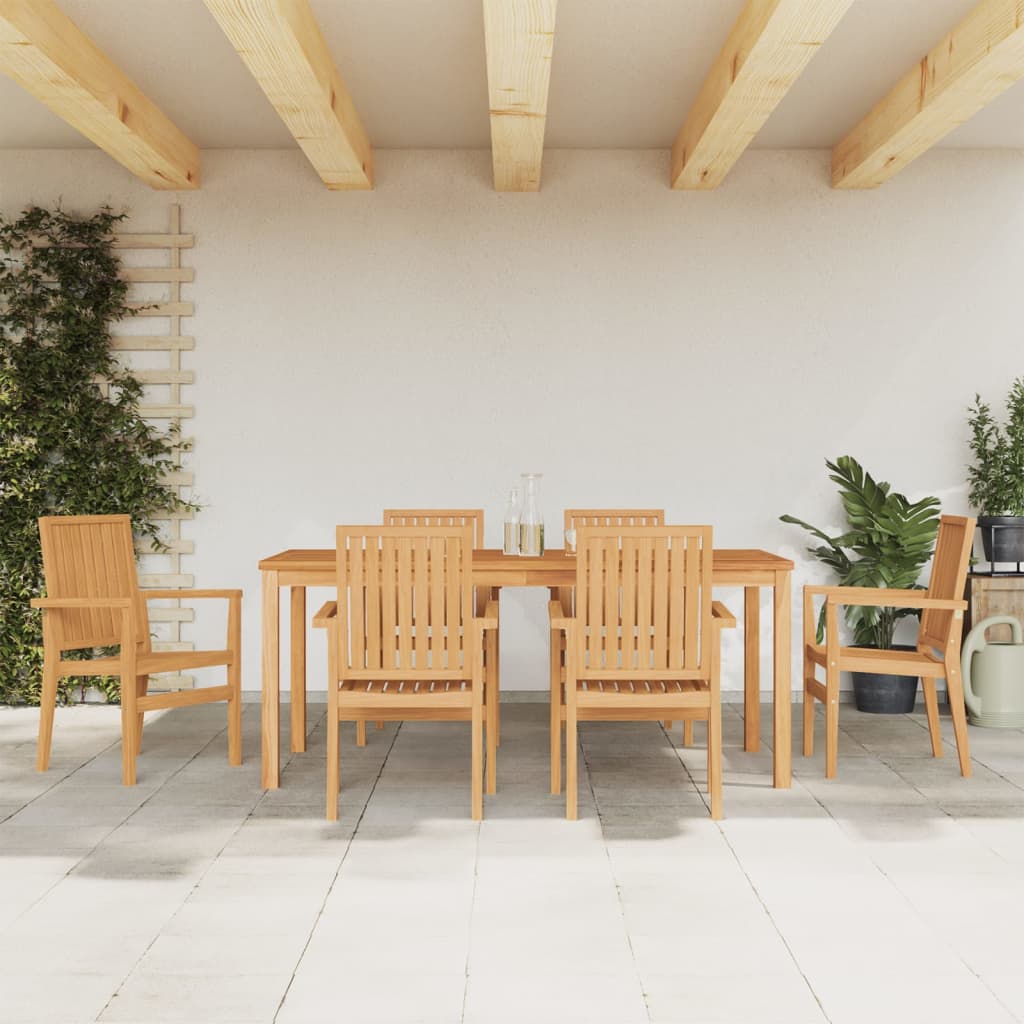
[2,700,1024,1024]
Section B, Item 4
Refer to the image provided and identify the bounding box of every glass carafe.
[503,487,521,556]
[519,473,544,556]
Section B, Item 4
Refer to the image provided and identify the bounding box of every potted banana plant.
[967,377,1024,565]
[781,457,940,713]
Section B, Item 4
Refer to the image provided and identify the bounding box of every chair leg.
[683,719,694,747]
[356,720,367,747]
[945,657,972,778]
[802,679,815,758]
[376,721,384,730]
[550,628,562,795]
[486,695,497,797]
[824,680,839,780]
[226,668,242,768]
[471,699,484,822]
[489,623,501,748]
[664,720,673,730]
[566,704,578,820]
[120,689,138,787]
[135,675,148,754]
[326,708,339,821]
[36,647,60,773]
[921,677,943,758]
[709,699,722,821]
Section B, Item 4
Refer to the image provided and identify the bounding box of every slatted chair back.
[564,509,665,532]
[383,510,485,548]
[918,514,976,653]
[337,526,475,681]
[573,525,713,680]
[37,515,149,652]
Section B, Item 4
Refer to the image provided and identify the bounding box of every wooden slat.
[482,0,557,192]
[136,538,195,555]
[203,0,372,190]
[147,607,195,623]
[113,233,194,250]
[132,370,195,386]
[137,684,231,711]
[671,0,853,189]
[128,302,193,317]
[833,0,1024,189]
[110,335,195,351]
[138,573,193,588]
[0,2,199,189]
[121,267,195,283]
[140,405,195,419]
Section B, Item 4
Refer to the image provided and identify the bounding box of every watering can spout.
[961,616,1024,727]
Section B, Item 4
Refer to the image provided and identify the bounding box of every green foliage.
[0,206,196,705]
[781,456,940,649]
[967,377,1024,516]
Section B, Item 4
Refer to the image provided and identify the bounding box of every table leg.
[744,587,761,753]
[773,570,792,788]
[261,569,281,789]
[290,587,306,754]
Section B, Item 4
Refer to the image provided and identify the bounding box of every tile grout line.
[271,719,402,1024]
[94,710,267,1022]
[666,716,836,1024]
[459,810,483,1024]
[586,724,656,1024]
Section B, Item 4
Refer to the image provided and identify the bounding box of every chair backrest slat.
[574,526,712,678]
[564,509,665,532]
[384,509,485,548]
[337,526,474,679]
[919,515,976,653]
[38,515,148,651]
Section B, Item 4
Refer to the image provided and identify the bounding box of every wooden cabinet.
[965,574,1024,643]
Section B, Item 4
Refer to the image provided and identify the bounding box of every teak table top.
[258,547,794,585]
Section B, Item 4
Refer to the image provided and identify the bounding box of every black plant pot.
[851,644,918,714]
[978,516,1024,565]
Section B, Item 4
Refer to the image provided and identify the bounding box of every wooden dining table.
[258,547,795,791]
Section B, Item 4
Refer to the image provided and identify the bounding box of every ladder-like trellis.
[111,204,196,687]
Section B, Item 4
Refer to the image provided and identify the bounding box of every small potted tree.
[781,457,940,713]
[967,378,1024,565]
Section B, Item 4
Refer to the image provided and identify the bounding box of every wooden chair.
[549,525,735,820]
[32,515,242,786]
[550,509,666,792]
[381,510,500,747]
[314,525,498,821]
[802,514,976,779]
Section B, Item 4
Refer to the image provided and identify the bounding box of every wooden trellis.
[110,204,196,687]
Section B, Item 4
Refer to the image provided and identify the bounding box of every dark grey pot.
[851,644,918,714]
[979,516,1024,564]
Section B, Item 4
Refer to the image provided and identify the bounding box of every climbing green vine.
[0,206,195,705]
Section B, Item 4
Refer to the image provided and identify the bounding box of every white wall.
[2,147,1020,694]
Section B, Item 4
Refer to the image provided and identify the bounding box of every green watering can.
[961,616,1024,728]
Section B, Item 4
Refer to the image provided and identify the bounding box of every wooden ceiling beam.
[204,0,372,190]
[833,0,1024,189]
[0,0,199,189]
[671,0,853,190]
[483,0,557,192]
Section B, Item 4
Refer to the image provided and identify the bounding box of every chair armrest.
[548,600,572,631]
[711,601,737,628]
[478,600,499,631]
[31,597,132,609]
[821,586,966,611]
[142,589,242,601]
[312,601,337,628]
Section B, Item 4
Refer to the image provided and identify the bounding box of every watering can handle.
[961,616,1024,717]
